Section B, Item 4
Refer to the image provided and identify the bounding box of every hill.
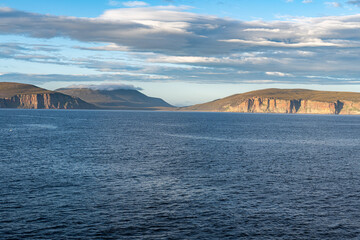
[0,82,53,98]
[57,88,173,110]
[0,82,96,109]
[182,88,360,115]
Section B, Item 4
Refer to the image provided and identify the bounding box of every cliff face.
[0,93,96,109]
[222,97,360,115]
[183,89,360,115]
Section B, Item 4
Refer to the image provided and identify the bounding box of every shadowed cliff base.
[181,89,360,115]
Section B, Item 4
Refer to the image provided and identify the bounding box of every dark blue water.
[1,110,360,239]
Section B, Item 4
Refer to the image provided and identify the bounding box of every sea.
[1,109,360,240]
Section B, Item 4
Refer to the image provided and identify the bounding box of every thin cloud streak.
[64,83,143,90]
[1,72,360,86]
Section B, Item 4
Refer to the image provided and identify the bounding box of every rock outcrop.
[0,93,96,109]
[0,82,96,109]
[183,89,360,115]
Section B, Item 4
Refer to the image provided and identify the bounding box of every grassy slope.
[184,88,360,111]
[57,88,173,109]
[0,82,53,98]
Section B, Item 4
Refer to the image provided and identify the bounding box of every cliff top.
[228,88,360,102]
[0,82,53,98]
[184,88,360,111]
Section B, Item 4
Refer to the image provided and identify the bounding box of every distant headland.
[181,88,360,115]
[1,82,360,114]
[0,82,172,110]
[0,82,96,109]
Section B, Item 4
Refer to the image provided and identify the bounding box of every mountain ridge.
[56,87,173,110]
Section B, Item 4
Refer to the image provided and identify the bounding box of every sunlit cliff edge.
[181,89,360,115]
[0,82,96,109]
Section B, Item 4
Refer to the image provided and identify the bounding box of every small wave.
[24,124,58,129]
[14,114,58,119]
[164,133,237,142]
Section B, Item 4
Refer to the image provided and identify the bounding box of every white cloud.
[237,70,251,74]
[220,38,349,48]
[78,43,130,51]
[149,56,273,65]
[325,2,342,7]
[296,50,315,56]
[98,6,193,36]
[302,0,313,3]
[266,72,294,77]
[3,7,360,86]
[149,56,221,64]
[2,6,360,55]
[243,28,281,33]
[99,6,193,22]
[122,1,149,7]
[243,80,280,83]
[0,7,12,12]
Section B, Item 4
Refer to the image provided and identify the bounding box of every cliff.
[0,82,96,109]
[57,88,173,110]
[183,89,360,115]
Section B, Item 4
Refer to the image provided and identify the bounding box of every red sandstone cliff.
[223,97,360,115]
[183,89,360,115]
[0,83,96,109]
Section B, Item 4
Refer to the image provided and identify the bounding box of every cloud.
[63,83,143,90]
[149,55,274,65]
[2,71,360,86]
[219,38,348,48]
[325,2,342,7]
[122,1,149,7]
[243,80,282,83]
[302,0,313,3]
[0,42,64,64]
[76,43,130,51]
[0,72,172,84]
[3,7,360,86]
[265,72,294,77]
[237,70,251,74]
[347,0,360,6]
[2,6,360,57]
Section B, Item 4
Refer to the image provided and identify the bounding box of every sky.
[1,0,360,106]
